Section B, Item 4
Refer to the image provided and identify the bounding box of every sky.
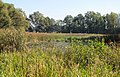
[3,0,120,20]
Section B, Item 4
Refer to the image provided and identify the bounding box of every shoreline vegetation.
[0,0,120,77]
[0,29,120,76]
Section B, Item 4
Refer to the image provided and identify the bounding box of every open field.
[0,31,120,77]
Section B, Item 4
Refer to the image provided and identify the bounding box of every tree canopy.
[28,11,120,34]
[0,0,29,30]
[0,0,120,34]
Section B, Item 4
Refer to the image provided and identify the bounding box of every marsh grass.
[0,29,26,52]
[0,32,120,77]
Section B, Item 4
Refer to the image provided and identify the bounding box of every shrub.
[0,28,26,52]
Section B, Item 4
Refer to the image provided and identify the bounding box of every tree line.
[27,11,120,34]
[0,1,120,34]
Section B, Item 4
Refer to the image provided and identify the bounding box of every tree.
[9,9,29,30]
[73,14,85,33]
[29,11,46,32]
[63,15,73,33]
[27,10,120,33]
[50,18,56,26]
[105,12,117,34]
[116,14,120,33]
[0,1,29,30]
[85,11,99,33]
[97,15,105,33]
[0,1,11,28]
[109,12,117,34]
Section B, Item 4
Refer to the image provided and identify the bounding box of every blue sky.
[3,0,120,20]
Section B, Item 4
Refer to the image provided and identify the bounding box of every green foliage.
[0,33,120,76]
[29,11,56,32]
[0,1,29,30]
[28,11,120,34]
[0,28,26,52]
[0,1,11,28]
[9,9,29,30]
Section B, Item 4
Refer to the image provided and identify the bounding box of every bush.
[0,28,26,52]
